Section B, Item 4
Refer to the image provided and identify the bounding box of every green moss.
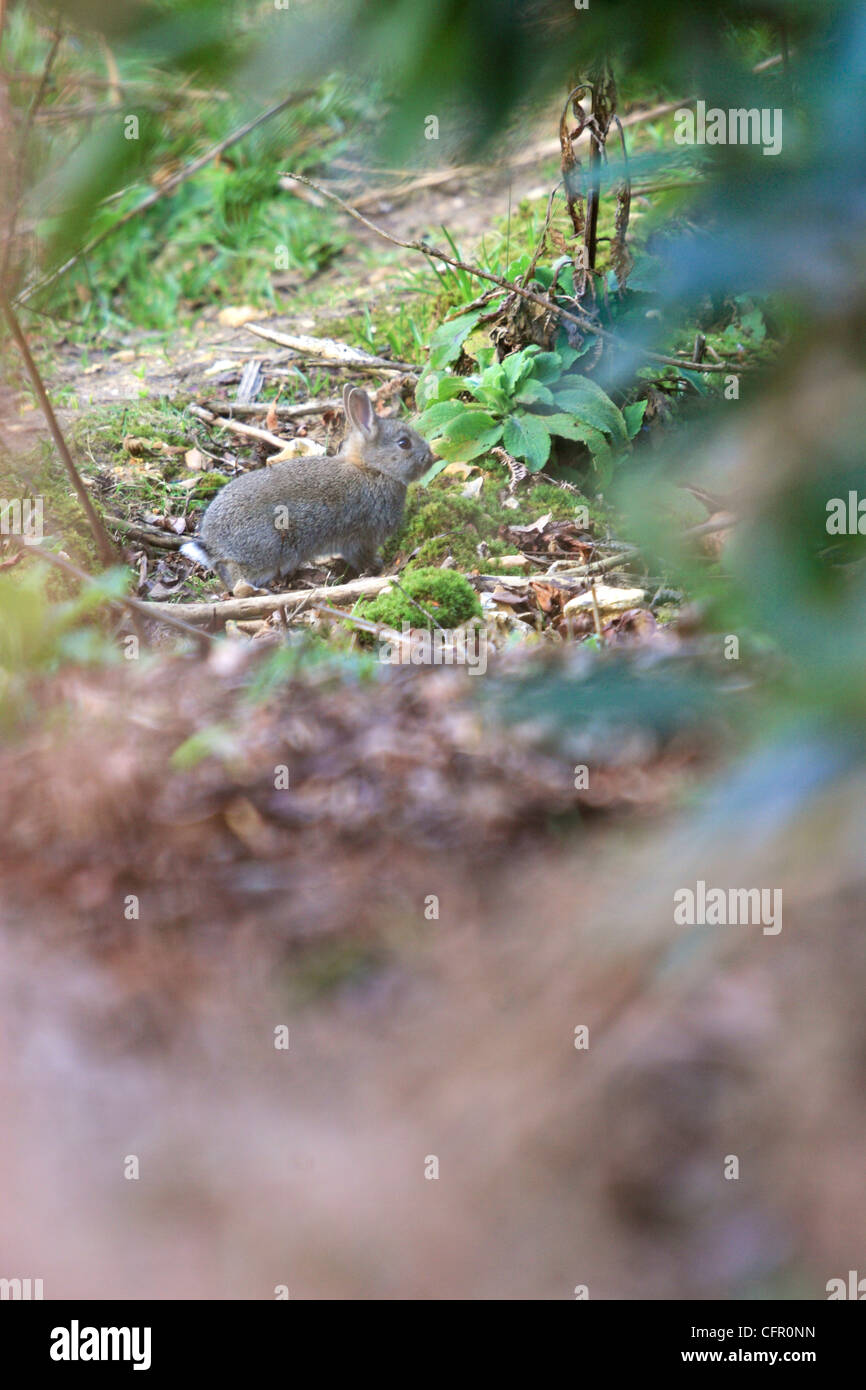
[384,473,597,574]
[190,471,229,499]
[355,566,481,634]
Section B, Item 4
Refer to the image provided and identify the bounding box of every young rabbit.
[181,385,433,595]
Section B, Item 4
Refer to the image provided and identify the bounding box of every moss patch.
[385,473,600,574]
[354,567,481,634]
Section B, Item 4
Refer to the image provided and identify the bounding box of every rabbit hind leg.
[339,542,381,575]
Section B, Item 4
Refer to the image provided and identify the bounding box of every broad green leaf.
[416,371,469,409]
[530,351,565,384]
[419,458,451,484]
[428,308,484,369]
[417,401,467,435]
[536,412,596,442]
[441,409,500,443]
[502,347,539,391]
[515,379,555,406]
[506,253,531,280]
[623,399,648,438]
[435,424,503,463]
[553,376,628,445]
[677,369,709,396]
[503,412,552,471]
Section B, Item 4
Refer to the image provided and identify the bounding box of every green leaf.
[553,376,628,445]
[417,401,467,436]
[435,409,503,462]
[442,409,500,442]
[502,347,539,390]
[515,379,555,406]
[419,458,452,484]
[537,412,597,443]
[623,399,648,438]
[678,369,709,396]
[530,351,565,384]
[467,362,509,413]
[428,308,483,369]
[503,412,552,471]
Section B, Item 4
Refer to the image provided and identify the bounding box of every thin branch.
[213,399,341,418]
[245,322,418,373]
[189,402,291,450]
[145,575,392,627]
[104,514,184,549]
[1,291,117,566]
[16,90,315,307]
[279,171,734,374]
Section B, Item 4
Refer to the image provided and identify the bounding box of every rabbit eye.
[397,436,411,450]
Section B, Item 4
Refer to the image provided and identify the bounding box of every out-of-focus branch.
[0,291,117,567]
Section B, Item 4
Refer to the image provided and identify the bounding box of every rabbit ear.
[344,387,377,440]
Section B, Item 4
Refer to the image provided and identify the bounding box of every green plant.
[354,567,481,633]
[417,334,645,484]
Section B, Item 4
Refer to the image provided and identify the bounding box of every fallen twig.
[143,574,392,627]
[215,399,341,419]
[189,403,290,450]
[245,323,418,373]
[103,514,184,549]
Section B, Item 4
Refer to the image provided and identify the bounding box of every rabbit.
[181,385,434,596]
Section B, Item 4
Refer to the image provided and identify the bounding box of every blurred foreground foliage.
[1,0,865,831]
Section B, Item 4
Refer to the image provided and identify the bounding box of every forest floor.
[4,103,861,1302]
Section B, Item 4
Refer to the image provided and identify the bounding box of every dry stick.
[220,399,341,418]
[1,292,116,567]
[103,514,184,549]
[144,575,391,627]
[189,402,291,450]
[280,171,731,374]
[314,602,413,645]
[588,582,604,642]
[22,542,214,646]
[245,322,418,373]
[16,90,314,307]
[476,515,738,590]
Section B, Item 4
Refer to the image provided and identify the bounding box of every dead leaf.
[509,512,553,536]
[563,585,647,616]
[442,463,479,480]
[218,305,260,328]
[267,438,326,463]
[184,448,206,472]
